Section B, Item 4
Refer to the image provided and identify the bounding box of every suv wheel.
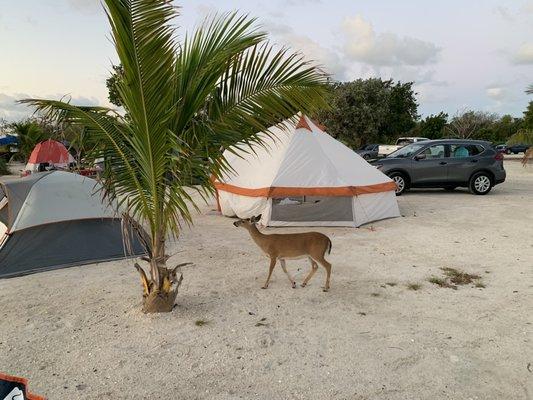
[469,172,492,195]
[363,154,371,160]
[389,172,407,196]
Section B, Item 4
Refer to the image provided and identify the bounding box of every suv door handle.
[439,161,447,165]
[470,159,478,163]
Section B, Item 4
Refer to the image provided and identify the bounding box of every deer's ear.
[252,214,262,223]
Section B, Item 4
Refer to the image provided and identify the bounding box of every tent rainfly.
[0,171,144,278]
[24,139,75,174]
[214,115,400,227]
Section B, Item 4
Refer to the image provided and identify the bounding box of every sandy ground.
[1,159,532,400]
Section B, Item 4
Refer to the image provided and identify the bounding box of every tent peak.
[295,115,312,131]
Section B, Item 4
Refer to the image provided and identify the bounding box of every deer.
[522,148,533,167]
[233,215,333,292]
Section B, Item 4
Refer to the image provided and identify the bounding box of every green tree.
[522,101,533,130]
[446,110,498,139]
[105,64,124,107]
[381,81,419,138]
[316,78,418,148]
[414,112,448,139]
[23,0,327,313]
[10,120,50,162]
[507,130,533,145]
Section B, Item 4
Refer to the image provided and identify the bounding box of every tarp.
[0,135,18,146]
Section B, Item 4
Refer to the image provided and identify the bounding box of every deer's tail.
[327,238,332,255]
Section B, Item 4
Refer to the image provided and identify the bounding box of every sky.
[0,0,532,122]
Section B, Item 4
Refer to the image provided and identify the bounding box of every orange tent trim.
[295,115,312,131]
[214,181,397,197]
[0,372,46,400]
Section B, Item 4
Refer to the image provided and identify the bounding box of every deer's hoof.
[322,287,330,292]
[261,286,268,290]
[301,283,307,288]
[291,282,297,289]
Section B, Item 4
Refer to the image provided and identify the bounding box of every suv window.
[450,144,484,158]
[420,144,446,159]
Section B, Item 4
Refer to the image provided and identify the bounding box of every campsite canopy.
[0,135,17,146]
[214,115,400,227]
[25,139,74,173]
[0,171,144,278]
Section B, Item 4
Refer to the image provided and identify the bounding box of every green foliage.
[22,0,327,288]
[413,112,448,139]
[9,120,51,162]
[523,101,533,130]
[106,64,124,107]
[527,84,533,95]
[315,78,418,147]
[0,158,9,175]
[382,81,419,138]
[507,130,533,145]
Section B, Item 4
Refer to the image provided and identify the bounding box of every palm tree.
[22,0,328,313]
[522,85,533,165]
[10,120,50,162]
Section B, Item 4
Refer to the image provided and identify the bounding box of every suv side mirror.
[414,153,426,161]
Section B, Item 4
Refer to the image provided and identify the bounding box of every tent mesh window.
[270,196,353,222]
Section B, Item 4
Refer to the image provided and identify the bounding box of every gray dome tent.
[0,171,145,278]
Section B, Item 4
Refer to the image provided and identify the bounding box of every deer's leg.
[301,257,319,287]
[262,258,277,289]
[316,255,332,292]
[280,259,296,288]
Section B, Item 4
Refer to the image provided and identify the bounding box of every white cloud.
[0,94,32,122]
[523,1,533,13]
[512,43,533,64]
[341,15,441,66]
[65,0,99,14]
[265,22,348,79]
[495,6,514,21]
[286,0,321,5]
[486,87,505,101]
[0,93,100,122]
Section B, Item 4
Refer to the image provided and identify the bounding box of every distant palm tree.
[10,120,49,162]
[22,0,328,312]
[527,84,533,95]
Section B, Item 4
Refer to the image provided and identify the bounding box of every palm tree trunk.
[135,260,188,313]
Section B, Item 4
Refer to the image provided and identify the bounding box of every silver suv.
[372,139,506,195]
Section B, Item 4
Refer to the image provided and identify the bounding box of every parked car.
[356,144,379,160]
[494,144,507,153]
[506,143,530,154]
[371,139,506,195]
[378,137,429,157]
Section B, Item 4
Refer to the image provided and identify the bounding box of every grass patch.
[195,320,209,326]
[441,267,481,285]
[428,267,485,289]
[406,283,422,291]
[428,276,457,290]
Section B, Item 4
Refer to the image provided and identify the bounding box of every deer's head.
[233,214,261,229]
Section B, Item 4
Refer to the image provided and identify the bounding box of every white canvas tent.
[0,171,144,278]
[214,115,400,227]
